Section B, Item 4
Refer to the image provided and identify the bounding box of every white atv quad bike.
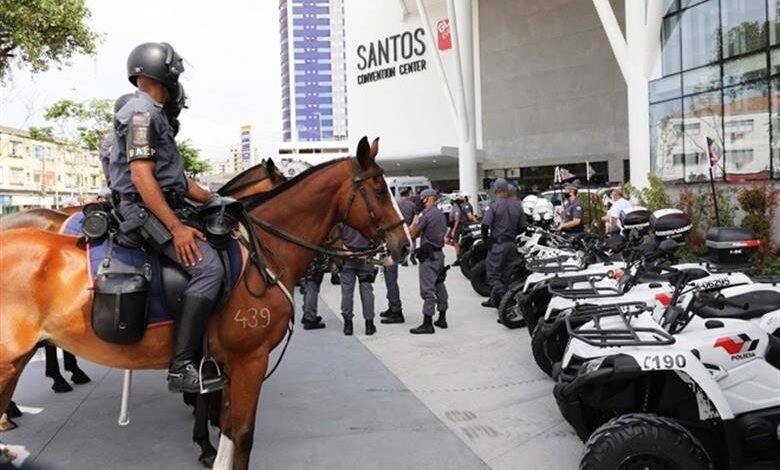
[502,207,671,332]
[553,260,780,469]
[534,226,770,377]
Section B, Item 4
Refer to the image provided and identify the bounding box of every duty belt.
[117,191,187,210]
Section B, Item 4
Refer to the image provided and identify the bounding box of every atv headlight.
[580,357,607,376]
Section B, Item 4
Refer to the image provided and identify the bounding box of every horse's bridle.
[243,158,403,264]
[340,158,405,246]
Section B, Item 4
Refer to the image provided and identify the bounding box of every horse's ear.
[356,136,371,169]
[266,157,276,174]
[369,137,379,159]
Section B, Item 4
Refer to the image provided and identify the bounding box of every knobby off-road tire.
[469,260,491,297]
[531,322,554,377]
[521,287,551,337]
[498,283,527,329]
[459,250,474,279]
[580,413,713,470]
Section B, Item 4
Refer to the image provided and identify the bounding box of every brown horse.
[0,159,287,466]
[0,138,409,469]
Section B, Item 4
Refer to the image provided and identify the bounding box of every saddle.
[61,208,247,345]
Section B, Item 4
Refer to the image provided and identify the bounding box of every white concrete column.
[625,0,653,188]
[448,0,479,206]
[593,0,660,188]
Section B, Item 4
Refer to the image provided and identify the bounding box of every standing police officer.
[558,185,584,233]
[380,188,415,323]
[110,42,226,393]
[481,179,526,309]
[301,255,328,330]
[339,224,377,336]
[409,188,448,334]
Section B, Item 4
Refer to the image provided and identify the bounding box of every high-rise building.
[279,0,348,144]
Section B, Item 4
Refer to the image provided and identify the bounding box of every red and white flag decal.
[437,19,452,50]
[706,137,722,168]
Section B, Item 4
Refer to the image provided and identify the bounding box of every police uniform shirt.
[461,201,474,219]
[99,133,115,184]
[449,204,462,226]
[109,90,187,197]
[341,224,371,251]
[416,205,448,248]
[564,198,584,224]
[398,198,415,225]
[482,198,524,242]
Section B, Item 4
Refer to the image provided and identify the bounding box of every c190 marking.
[643,354,687,370]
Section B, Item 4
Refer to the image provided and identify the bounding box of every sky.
[0,0,282,162]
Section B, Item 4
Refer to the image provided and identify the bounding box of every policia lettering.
[356,28,427,86]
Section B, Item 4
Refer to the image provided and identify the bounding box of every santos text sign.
[355,28,428,85]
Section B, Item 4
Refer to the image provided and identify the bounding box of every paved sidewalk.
[3,294,488,469]
[4,248,582,469]
[319,248,582,470]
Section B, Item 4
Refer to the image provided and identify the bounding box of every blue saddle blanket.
[63,212,246,326]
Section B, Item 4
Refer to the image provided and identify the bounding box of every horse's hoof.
[199,452,216,468]
[0,442,18,461]
[0,414,18,432]
[5,402,22,419]
[52,380,73,393]
[70,370,91,384]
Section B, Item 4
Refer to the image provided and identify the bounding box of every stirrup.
[198,356,229,395]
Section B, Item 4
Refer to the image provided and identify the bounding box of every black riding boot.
[343,318,354,336]
[410,315,435,335]
[433,311,448,329]
[168,294,226,394]
[365,319,376,335]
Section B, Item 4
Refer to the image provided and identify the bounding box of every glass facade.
[651,0,780,182]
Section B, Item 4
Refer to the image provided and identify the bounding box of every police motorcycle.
[551,247,780,470]
[456,222,484,279]
[496,207,650,330]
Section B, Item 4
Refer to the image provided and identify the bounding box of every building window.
[9,141,23,157]
[721,0,768,59]
[653,0,779,182]
[681,0,720,71]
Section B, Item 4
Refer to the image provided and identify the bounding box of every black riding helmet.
[164,82,188,136]
[126,42,184,89]
[113,93,135,114]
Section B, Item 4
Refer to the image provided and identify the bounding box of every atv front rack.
[565,301,675,347]
[547,273,622,299]
[526,255,584,273]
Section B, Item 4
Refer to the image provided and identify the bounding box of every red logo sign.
[714,334,759,355]
[437,19,452,50]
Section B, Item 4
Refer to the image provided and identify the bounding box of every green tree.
[0,0,99,80]
[178,140,211,177]
[44,98,112,150]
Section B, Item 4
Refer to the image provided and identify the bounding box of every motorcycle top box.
[705,227,760,265]
[619,207,651,234]
[650,208,692,242]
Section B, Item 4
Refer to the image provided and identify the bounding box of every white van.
[385,176,432,198]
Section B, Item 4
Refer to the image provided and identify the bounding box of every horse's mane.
[240,157,351,208]
[218,161,269,196]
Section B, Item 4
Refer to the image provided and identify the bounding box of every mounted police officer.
[380,188,415,323]
[110,42,226,394]
[481,179,526,309]
[409,188,448,334]
[339,224,377,336]
[558,184,584,233]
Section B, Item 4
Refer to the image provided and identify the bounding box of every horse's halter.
[340,158,405,246]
